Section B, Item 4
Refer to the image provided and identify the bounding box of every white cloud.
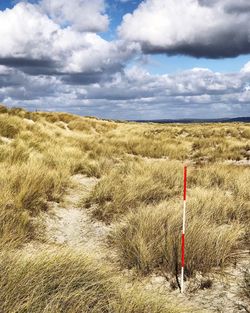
[0,3,58,58]
[0,65,12,74]
[119,0,250,58]
[40,0,109,32]
[86,66,245,101]
[0,2,136,76]
[241,61,250,73]
[1,64,250,119]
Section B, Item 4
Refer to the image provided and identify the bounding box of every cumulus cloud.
[119,0,250,58]
[40,0,109,32]
[2,62,249,119]
[241,61,250,73]
[0,2,137,74]
[0,3,58,59]
[68,65,250,118]
[222,0,250,13]
[84,66,246,101]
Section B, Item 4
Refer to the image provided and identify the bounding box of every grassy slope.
[0,105,249,312]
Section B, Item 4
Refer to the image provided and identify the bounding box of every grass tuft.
[0,249,183,313]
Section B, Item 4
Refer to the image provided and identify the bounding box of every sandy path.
[44,175,112,259]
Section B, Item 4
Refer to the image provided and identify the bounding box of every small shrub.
[111,203,243,276]
[0,115,21,138]
[0,104,8,113]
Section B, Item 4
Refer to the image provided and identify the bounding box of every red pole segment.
[181,233,185,267]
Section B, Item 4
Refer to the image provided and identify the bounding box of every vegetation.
[111,203,242,276]
[0,249,183,313]
[88,161,248,277]
[0,104,249,312]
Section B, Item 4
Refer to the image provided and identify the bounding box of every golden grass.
[87,160,249,277]
[0,114,24,138]
[0,105,249,311]
[0,249,184,313]
[111,202,243,276]
[86,160,183,221]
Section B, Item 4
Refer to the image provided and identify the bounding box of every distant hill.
[134,117,250,123]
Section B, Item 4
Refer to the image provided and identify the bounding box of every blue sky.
[0,0,13,9]
[0,0,250,119]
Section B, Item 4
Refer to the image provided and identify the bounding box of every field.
[0,104,249,313]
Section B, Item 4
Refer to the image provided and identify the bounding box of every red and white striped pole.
[181,165,187,293]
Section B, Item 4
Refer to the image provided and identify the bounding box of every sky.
[0,0,250,119]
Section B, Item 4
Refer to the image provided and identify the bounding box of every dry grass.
[110,202,243,276]
[86,160,183,222]
[0,105,249,311]
[0,108,119,247]
[0,248,184,313]
[86,153,249,278]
